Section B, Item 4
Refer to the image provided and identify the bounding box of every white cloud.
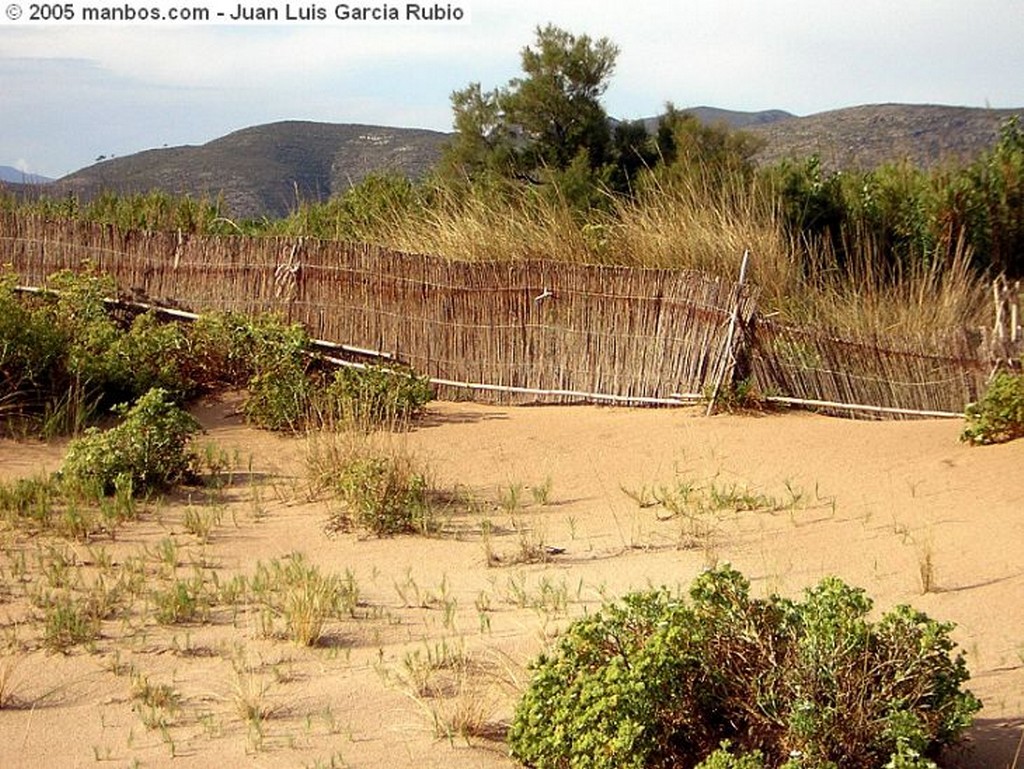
[1,24,497,90]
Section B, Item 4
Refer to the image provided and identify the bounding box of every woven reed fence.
[0,212,751,405]
[1,211,1016,416]
[748,321,990,417]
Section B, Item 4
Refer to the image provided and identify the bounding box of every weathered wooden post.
[705,250,750,417]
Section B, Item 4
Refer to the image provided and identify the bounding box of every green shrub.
[60,388,201,496]
[961,371,1024,445]
[697,745,767,769]
[279,173,422,241]
[228,315,432,432]
[2,269,192,435]
[316,441,434,536]
[243,361,313,432]
[320,364,433,428]
[232,315,315,431]
[41,592,102,653]
[248,553,359,645]
[1,270,99,434]
[109,311,191,400]
[508,566,980,769]
[0,274,63,398]
[42,269,121,388]
[2,270,431,438]
[182,311,261,388]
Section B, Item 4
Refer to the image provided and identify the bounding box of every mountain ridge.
[6,103,1022,219]
[0,166,53,185]
[53,121,450,219]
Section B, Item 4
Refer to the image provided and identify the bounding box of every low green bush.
[508,566,980,769]
[310,436,435,537]
[109,311,191,400]
[182,310,265,388]
[961,370,1024,445]
[59,388,201,496]
[333,453,431,536]
[2,269,190,434]
[321,364,433,428]
[3,268,432,438]
[243,360,314,432]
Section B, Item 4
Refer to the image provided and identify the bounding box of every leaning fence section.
[748,321,990,418]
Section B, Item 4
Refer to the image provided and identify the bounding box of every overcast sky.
[2,0,1023,178]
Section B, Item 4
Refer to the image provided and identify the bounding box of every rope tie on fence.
[274,239,303,301]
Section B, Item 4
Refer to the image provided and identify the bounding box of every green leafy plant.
[130,671,182,730]
[108,311,191,400]
[320,364,433,429]
[248,553,358,645]
[311,436,436,537]
[332,453,432,536]
[2,269,201,436]
[696,744,768,769]
[60,387,201,496]
[961,371,1024,445]
[41,592,101,653]
[243,364,313,432]
[508,566,980,769]
[151,572,212,625]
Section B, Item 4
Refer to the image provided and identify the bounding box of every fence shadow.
[414,406,510,430]
[944,717,1023,768]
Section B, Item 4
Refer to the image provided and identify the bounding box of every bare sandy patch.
[1,398,1021,768]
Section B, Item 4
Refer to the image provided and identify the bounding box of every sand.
[0,396,1022,768]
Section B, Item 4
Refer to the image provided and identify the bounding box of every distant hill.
[0,166,52,185]
[746,103,1023,169]
[27,104,1024,219]
[55,121,450,219]
[633,106,795,133]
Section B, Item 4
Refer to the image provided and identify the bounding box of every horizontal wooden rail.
[13,285,396,362]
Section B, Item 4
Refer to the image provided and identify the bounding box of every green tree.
[505,24,619,172]
[442,82,514,179]
[442,24,620,194]
[610,118,662,192]
[654,104,764,186]
[960,115,1024,274]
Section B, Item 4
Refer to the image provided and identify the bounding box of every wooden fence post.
[705,250,751,416]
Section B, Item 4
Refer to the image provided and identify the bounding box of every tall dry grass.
[794,230,988,340]
[607,173,802,305]
[380,182,598,264]
[356,173,988,342]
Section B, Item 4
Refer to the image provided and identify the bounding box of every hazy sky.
[2,0,1023,178]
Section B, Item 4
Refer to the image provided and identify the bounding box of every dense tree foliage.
[442,24,661,203]
[444,25,617,175]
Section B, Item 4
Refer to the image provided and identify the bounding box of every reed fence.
[1,211,1018,416]
[0,212,752,405]
[748,321,988,417]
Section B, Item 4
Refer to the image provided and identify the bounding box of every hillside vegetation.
[48,122,450,219]
[6,105,1019,220]
[750,103,1023,170]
